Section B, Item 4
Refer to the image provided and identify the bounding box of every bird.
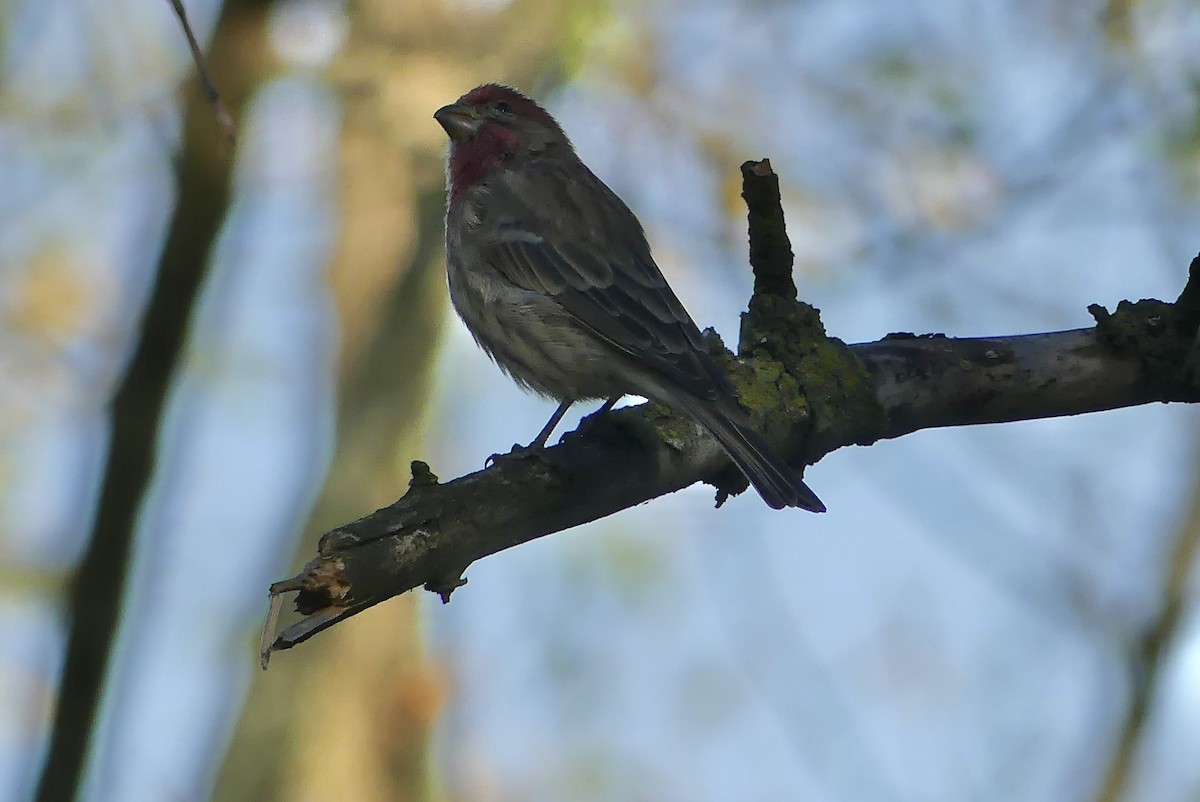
[434,84,825,512]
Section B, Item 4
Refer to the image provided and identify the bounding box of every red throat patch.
[446,84,565,199]
[447,122,519,200]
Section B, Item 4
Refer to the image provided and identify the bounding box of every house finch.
[435,84,825,512]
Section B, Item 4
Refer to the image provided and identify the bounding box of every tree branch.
[166,0,236,142]
[259,160,1200,667]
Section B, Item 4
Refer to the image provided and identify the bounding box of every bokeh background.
[2,0,1200,800]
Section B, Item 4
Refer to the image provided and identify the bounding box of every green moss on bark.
[1089,298,1200,399]
[738,295,886,453]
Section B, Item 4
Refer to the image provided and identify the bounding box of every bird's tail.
[689,404,826,512]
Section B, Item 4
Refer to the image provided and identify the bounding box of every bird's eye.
[495,101,512,113]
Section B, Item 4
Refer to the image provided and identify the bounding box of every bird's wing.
[480,159,724,400]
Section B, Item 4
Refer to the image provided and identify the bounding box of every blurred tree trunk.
[214,1,597,799]
[32,2,265,800]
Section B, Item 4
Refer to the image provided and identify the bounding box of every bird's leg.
[527,399,574,450]
[579,395,622,431]
[596,395,620,416]
[486,399,573,467]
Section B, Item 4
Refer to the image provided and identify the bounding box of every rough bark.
[261,159,1200,666]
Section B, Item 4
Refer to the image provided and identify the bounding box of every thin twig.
[259,593,283,670]
[166,0,236,142]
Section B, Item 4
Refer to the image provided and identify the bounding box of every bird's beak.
[435,103,483,141]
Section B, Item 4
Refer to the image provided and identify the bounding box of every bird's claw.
[485,442,546,468]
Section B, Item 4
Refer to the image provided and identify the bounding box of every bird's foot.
[578,396,621,432]
[484,442,547,468]
[580,410,614,431]
[574,413,616,441]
